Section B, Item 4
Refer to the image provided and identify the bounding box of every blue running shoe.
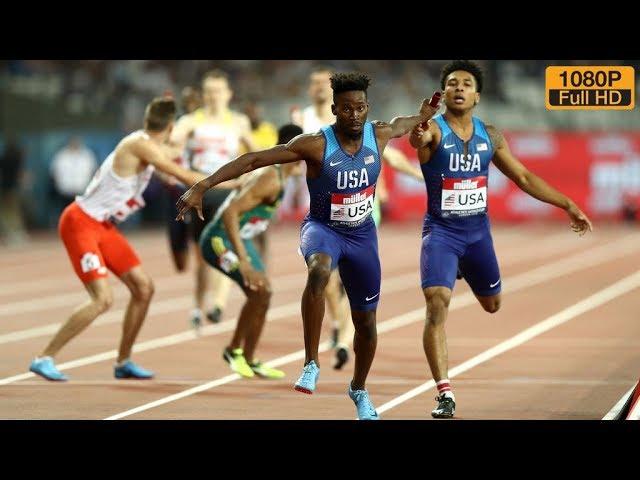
[29,357,68,381]
[294,360,319,394]
[348,384,379,420]
[114,360,154,379]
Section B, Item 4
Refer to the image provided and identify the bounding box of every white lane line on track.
[602,381,639,420]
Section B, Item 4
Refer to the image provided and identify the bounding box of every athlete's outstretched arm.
[382,145,423,180]
[152,144,192,187]
[136,140,240,192]
[375,92,441,150]
[133,140,206,187]
[176,135,311,220]
[489,125,593,236]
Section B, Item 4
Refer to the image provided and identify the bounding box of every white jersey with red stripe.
[189,109,241,175]
[76,131,155,223]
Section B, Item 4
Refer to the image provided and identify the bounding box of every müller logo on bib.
[448,178,483,190]
[331,185,375,223]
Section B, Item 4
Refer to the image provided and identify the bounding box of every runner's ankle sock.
[437,379,455,401]
[191,308,203,320]
[116,358,129,368]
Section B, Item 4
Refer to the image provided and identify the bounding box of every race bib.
[441,176,487,217]
[80,252,107,275]
[330,185,375,223]
[219,250,239,273]
[211,236,240,273]
[112,194,146,222]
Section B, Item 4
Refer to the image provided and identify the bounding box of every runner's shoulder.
[117,130,147,151]
[287,131,324,150]
[484,124,505,149]
[125,132,163,161]
[284,131,325,163]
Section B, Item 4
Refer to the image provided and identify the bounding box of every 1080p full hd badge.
[546,66,635,110]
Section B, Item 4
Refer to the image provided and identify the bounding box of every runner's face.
[443,70,480,112]
[202,78,232,110]
[332,91,368,138]
[308,71,332,104]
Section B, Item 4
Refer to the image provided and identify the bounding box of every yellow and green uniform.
[199,166,284,287]
[250,121,278,151]
[237,121,278,155]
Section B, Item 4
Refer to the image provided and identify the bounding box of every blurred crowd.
[4,59,638,136]
[1,60,639,243]
[5,59,634,131]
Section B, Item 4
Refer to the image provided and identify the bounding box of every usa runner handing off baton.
[177,73,442,419]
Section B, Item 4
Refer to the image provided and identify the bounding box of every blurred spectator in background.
[0,135,29,245]
[244,99,278,150]
[170,69,256,328]
[180,85,201,115]
[49,136,98,216]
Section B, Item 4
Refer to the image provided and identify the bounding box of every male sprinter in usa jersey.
[178,73,441,419]
[293,66,426,372]
[410,60,593,418]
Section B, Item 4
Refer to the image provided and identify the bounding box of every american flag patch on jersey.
[364,155,375,165]
[444,194,456,208]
